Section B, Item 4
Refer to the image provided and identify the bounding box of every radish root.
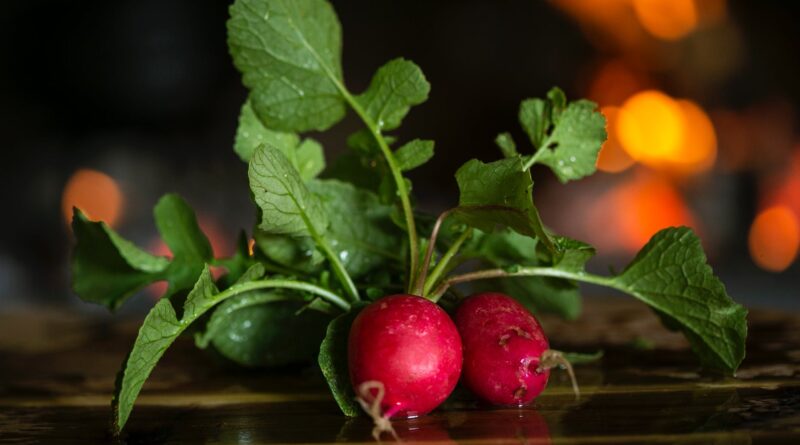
[355,380,399,442]
[538,349,580,400]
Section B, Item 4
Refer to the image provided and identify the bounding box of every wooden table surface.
[2,298,799,444]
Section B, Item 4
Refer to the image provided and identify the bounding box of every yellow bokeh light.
[674,99,717,173]
[748,206,800,273]
[617,90,686,165]
[596,106,635,173]
[62,168,123,228]
[632,0,698,41]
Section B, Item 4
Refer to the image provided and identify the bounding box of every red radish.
[348,294,463,422]
[455,292,577,406]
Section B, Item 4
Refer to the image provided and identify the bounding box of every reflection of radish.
[456,293,578,406]
[348,295,462,422]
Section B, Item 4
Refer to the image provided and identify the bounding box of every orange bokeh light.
[596,106,635,173]
[589,170,698,252]
[632,0,698,41]
[617,91,716,174]
[587,60,648,107]
[62,169,123,227]
[618,90,686,165]
[748,206,800,273]
[674,99,717,173]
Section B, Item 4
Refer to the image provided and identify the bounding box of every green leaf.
[250,145,359,301]
[519,98,550,149]
[394,139,434,172]
[235,100,326,180]
[534,100,606,183]
[609,227,748,374]
[552,235,596,272]
[114,266,219,434]
[453,156,553,252]
[295,138,326,180]
[154,194,215,297]
[198,291,330,367]
[254,231,324,273]
[470,230,581,319]
[71,209,168,310]
[249,145,329,237]
[356,58,430,131]
[308,179,403,278]
[318,303,367,416]
[346,129,397,155]
[228,0,346,132]
[234,99,300,163]
[516,88,606,182]
[495,132,518,158]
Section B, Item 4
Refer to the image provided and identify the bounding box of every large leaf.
[453,156,552,251]
[307,179,403,278]
[318,303,367,416]
[609,227,748,374]
[113,266,220,433]
[71,210,168,310]
[197,291,330,367]
[355,58,430,131]
[228,0,346,132]
[249,145,329,237]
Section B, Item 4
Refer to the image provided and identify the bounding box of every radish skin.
[348,294,463,419]
[456,292,553,406]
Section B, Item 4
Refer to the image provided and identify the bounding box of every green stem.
[423,229,473,298]
[214,278,351,312]
[521,144,549,171]
[429,266,611,302]
[335,90,419,294]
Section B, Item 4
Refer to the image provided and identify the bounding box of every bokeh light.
[632,0,698,41]
[62,169,124,227]
[596,106,635,173]
[618,90,686,167]
[748,206,800,273]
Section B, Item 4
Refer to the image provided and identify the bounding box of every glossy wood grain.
[1,298,799,444]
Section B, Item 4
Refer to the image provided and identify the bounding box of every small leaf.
[394,139,434,172]
[249,145,329,237]
[228,0,347,132]
[356,58,430,131]
[308,179,403,278]
[114,266,219,433]
[254,231,324,273]
[495,132,518,158]
[318,303,367,416]
[453,157,552,251]
[610,227,748,374]
[535,100,606,183]
[296,138,326,180]
[519,98,550,149]
[71,209,168,310]
[154,194,214,297]
[234,100,300,163]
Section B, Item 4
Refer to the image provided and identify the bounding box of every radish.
[455,292,577,406]
[348,294,462,429]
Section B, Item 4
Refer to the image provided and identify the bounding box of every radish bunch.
[348,292,574,438]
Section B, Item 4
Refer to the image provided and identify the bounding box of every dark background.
[1,0,798,313]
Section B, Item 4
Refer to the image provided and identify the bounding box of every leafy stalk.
[343,96,420,292]
[114,264,349,433]
[423,229,472,297]
[431,227,748,375]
